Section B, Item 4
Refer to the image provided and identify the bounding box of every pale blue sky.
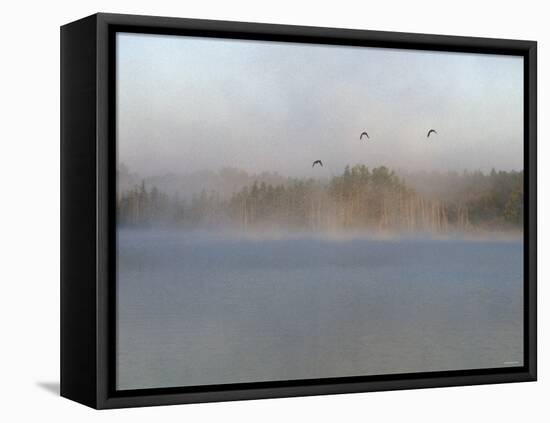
[117,32,524,178]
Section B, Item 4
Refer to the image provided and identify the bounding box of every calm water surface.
[116,229,523,390]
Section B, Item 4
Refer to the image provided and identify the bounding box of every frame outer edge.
[60,14,99,409]
[528,42,537,380]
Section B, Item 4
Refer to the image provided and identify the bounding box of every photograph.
[115,32,525,391]
[1,0,544,419]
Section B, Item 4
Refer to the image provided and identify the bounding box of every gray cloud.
[117,32,523,178]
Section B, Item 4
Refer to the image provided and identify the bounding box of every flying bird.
[427,129,438,138]
[312,160,323,168]
[360,131,370,140]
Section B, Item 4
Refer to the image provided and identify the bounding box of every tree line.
[117,165,523,233]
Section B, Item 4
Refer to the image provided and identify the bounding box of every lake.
[116,229,523,390]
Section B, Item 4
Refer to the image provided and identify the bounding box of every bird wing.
[360,131,369,139]
[427,129,437,137]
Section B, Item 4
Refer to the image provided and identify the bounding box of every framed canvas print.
[60,13,537,409]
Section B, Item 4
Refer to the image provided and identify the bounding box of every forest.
[117,165,523,235]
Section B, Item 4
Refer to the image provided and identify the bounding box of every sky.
[117,32,524,179]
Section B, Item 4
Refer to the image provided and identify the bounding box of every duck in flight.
[360,131,370,140]
[312,160,323,168]
[427,129,438,138]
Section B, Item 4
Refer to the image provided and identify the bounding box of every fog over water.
[117,229,523,389]
[117,33,523,179]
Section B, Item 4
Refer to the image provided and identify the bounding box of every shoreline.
[117,226,523,243]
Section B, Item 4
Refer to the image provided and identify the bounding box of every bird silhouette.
[312,160,323,168]
[360,131,370,140]
[427,129,438,138]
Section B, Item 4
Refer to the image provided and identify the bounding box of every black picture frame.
[61,12,537,409]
